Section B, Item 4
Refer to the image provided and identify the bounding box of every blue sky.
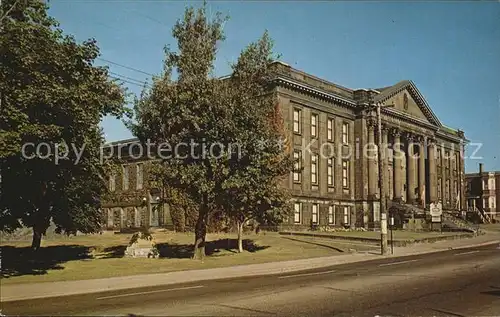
[48,1,500,172]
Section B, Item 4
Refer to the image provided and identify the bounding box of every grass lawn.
[0,231,346,285]
[285,230,466,241]
[480,223,500,233]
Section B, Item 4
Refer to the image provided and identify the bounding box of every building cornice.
[381,107,439,131]
[273,77,356,109]
[436,130,464,143]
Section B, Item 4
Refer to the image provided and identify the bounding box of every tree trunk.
[31,226,43,251]
[237,220,244,253]
[32,182,50,252]
[193,197,208,260]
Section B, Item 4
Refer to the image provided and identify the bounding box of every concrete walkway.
[1,233,499,302]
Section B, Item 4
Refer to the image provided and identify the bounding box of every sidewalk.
[1,233,499,302]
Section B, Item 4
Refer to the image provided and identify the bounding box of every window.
[328,206,334,224]
[489,197,496,209]
[483,198,488,209]
[445,151,450,175]
[327,118,334,142]
[437,149,441,163]
[437,178,442,200]
[343,206,350,225]
[312,204,319,224]
[489,178,496,190]
[342,160,349,189]
[327,157,334,187]
[311,154,318,185]
[122,165,129,191]
[293,108,301,134]
[311,114,318,138]
[342,122,349,144]
[109,172,116,192]
[136,163,143,190]
[294,202,302,224]
[293,150,302,183]
[483,179,488,190]
[454,180,458,198]
[445,179,450,204]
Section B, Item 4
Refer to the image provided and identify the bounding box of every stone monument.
[124,231,159,258]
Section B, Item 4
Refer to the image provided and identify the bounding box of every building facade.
[465,163,499,221]
[101,61,467,231]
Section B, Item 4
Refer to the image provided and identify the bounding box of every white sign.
[430,202,443,217]
[431,216,441,223]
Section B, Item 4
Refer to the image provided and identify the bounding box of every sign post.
[389,215,394,254]
[430,202,443,232]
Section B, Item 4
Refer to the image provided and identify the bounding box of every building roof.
[105,61,467,143]
[465,171,500,177]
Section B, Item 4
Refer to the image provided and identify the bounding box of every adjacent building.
[101,61,467,231]
[465,163,499,222]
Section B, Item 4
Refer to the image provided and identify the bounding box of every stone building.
[465,163,499,222]
[101,61,467,231]
[101,138,173,231]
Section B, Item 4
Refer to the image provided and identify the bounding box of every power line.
[109,71,151,87]
[97,57,156,77]
[109,75,152,89]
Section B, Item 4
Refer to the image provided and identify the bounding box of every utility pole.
[368,96,394,256]
[376,103,388,255]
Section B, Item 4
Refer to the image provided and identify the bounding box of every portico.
[361,81,466,228]
[367,126,436,208]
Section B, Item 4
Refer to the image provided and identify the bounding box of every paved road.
[2,244,500,316]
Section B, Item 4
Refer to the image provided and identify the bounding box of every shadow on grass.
[0,239,270,278]
[1,245,92,278]
[157,238,270,259]
[102,238,270,259]
[100,245,128,259]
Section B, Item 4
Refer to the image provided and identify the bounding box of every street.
[2,243,499,316]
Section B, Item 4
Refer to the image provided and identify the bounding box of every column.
[418,136,426,207]
[119,207,125,229]
[406,133,417,203]
[459,143,466,211]
[428,138,437,203]
[368,121,378,199]
[392,129,403,202]
[450,151,457,209]
[441,146,447,206]
[382,126,390,201]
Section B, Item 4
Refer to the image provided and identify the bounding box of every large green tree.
[218,35,294,253]
[129,5,293,259]
[0,0,127,250]
[129,5,228,260]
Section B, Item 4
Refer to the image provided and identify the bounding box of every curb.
[379,239,500,258]
[1,238,498,302]
[279,231,475,247]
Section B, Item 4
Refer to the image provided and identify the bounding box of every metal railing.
[467,206,491,224]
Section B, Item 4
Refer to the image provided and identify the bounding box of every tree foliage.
[0,0,127,250]
[129,4,293,259]
[218,34,294,252]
